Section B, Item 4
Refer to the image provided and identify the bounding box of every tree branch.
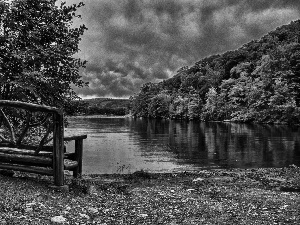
[29,113,51,127]
[35,123,52,155]
[0,109,16,145]
[16,112,31,146]
[0,134,11,143]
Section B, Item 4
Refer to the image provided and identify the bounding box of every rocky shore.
[0,166,300,224]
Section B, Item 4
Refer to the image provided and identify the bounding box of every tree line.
[131,20,300,124]
[65,99,130,116]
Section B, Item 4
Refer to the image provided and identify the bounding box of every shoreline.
[67,114,131,119]
[67,114,296,126]
[1,166,299,224]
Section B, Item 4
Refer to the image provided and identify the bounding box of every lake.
[65,116,300,174]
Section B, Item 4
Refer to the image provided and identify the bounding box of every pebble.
[139,214,148,218]
[79,213,90,219]
[50,216,67,224]
[187,188,196,192]
[25,207,33,212]
[88,207,99,214]
[26,202,35,207]
[192,177,205,182]
[87,185,98,195]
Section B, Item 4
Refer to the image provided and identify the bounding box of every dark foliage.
[131,20,300,124]
[66,98,130,116]
[0,0,87,108]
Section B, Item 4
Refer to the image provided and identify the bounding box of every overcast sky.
[66,0,300,99]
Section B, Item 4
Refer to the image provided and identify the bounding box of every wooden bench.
[0,100,87,187]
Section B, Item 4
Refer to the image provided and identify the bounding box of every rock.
[51,216,66,224]
[24,207,33,213]
[88,207,99,214]
[288,164,298,169]
[79,213,90,219]
[87,185,98,195]
[26,202,36,207]
[139,214,148,218]
[186,188,196,192]
[192,177,205,183]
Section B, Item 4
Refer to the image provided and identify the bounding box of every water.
[65,116,300,174]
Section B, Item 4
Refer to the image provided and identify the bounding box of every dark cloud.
[67,0,300,98]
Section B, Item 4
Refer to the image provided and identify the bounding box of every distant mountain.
[66,98,131,116]
[131,20,300,124]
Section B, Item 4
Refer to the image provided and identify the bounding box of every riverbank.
[67,114,131,119]
[1,166,299,224]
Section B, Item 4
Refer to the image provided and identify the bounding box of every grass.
[0,166,299,224]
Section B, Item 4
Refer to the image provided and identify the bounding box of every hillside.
[131,19,300,124]
[66,98,131,116]
[84,98,130,109]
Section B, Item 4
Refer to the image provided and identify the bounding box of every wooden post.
[74,139,83,178]
[52,112,64,186]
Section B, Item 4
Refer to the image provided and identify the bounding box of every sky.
[66,0,300,99]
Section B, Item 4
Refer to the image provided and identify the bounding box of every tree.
[147,93,171,118]
[130,83,161,117]
[169,94,189,119]
[0,0,87,108]
[187,88,202,120]
[202,87,227,121]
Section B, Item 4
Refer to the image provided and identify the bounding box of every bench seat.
[0,147,80,171]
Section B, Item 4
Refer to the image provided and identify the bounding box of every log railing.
[0,100,87,187]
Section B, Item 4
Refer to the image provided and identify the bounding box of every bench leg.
[53,113,65,186]
[73,139,83,178]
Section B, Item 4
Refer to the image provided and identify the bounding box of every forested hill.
[131,19,300,124]
[66,98,130,116]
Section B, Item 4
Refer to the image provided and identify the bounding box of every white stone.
[25,207,33,212]
[192,177,205,182]
[187,188,196,192]
[88,207,99,214]
[26,202,35,207]
[79,213,90,219]
[139,214,148,218]
[50,216,66,224]
[87,185,98,195]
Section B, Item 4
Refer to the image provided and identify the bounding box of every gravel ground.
[0,166,300,224]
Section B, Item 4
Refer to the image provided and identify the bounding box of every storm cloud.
[67,0,300,98]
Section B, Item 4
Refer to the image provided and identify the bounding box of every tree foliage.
[130,20,300,124]
[0,0,87,108]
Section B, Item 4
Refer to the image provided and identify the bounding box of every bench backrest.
[0,100,65,185]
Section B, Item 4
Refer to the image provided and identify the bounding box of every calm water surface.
[66,117,300,174]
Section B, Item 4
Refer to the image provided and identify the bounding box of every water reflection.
[66,117,300,174]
